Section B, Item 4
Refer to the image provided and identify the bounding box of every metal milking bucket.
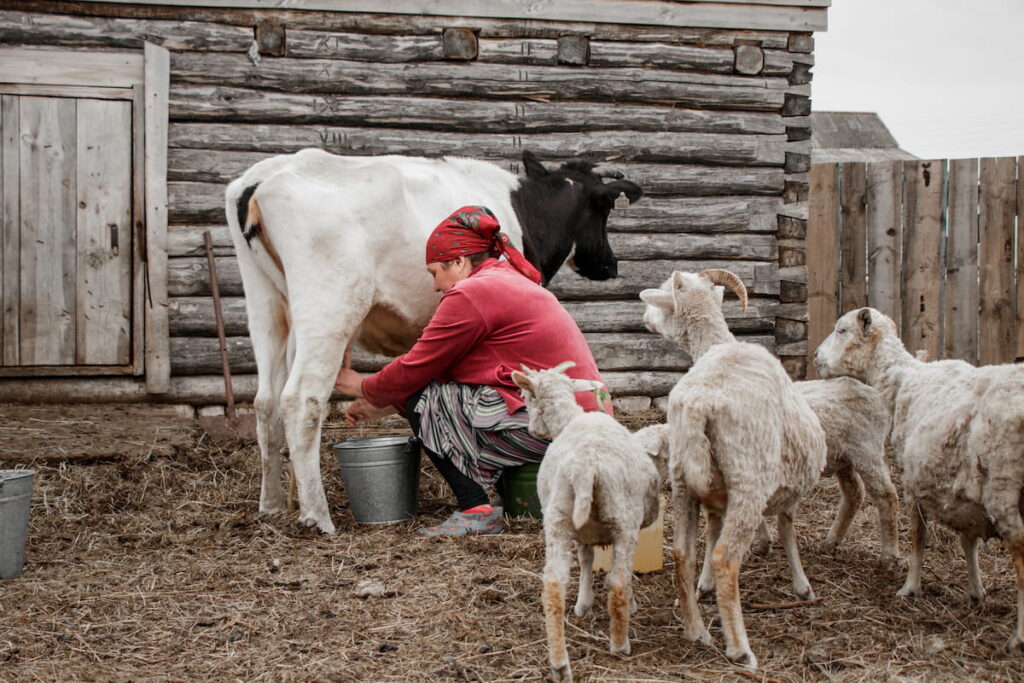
[0,469,35,579]
[333,436,421,524]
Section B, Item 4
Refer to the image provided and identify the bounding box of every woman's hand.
[344,399,397,426]
[334,367,365,397]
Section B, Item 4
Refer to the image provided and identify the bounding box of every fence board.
[806,162,838,378]
[864,161,903,329]
[978,156,1017,365]
[1018,156,1024,361]
[944,158,979,365]
[900,160,944,361]
[839,162,867,313]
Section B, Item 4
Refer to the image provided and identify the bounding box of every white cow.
[224,148,643,533]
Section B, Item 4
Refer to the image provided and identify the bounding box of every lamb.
[639,270,827,669]
[511,362,660,683]
[814,307,1024,650]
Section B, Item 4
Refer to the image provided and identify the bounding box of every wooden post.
[144,42,170,393]
[839,162,867,313]
[806,163,838,378]
[978,156,1017,365]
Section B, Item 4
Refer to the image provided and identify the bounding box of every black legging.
[404,389,490,511]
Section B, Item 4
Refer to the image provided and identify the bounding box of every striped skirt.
[413,381,550,486]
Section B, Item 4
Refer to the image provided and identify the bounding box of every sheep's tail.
[571,468,595,530]
[671,402,716,496]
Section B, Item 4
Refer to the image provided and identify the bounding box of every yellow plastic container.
[593,494,665,574]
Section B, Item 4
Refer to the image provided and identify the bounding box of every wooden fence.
[807,157,1023,376]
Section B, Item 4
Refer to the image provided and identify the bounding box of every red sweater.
[361,259,609,415]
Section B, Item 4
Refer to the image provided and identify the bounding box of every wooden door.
[1,93,133,370]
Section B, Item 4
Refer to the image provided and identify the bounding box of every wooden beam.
[805,163,838,378]
[75,0,829,31]
[144,42,171,392]
[0,46,142,88]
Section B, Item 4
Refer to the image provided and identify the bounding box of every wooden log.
[839,162,867,312]
[168,224,233,257]
[0,374,258,404]
[978,156,1017,365]
[167,130,787,174]
[168,87,786,135]
[2,4,793,48]
[864,161,902,330]
[945,158,979,365]
[167,255,779,299]
[806,163,838,379]
[168,295,774,338]
[610,232,777,261]
[168,165,785,223]
[169,52,790,110]
[901,160,944,362]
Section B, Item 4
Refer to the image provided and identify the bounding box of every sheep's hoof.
[550,661,573,682]
[697,584,715,601]
[1006,634,1024,653]
[611,639,631,656]
[794,584,815,601]
[728,650,758,670]
[896,583,919,598]
[685,626,713,646]
[819,539,838,554]
[969,589,986,605]
[751,538,772,556]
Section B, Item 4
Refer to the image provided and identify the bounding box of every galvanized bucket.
[333,436,420,524]
[0,469,35,579]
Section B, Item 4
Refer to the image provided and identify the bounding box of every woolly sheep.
[511,362,660,683]
[640,270,827,669]
[815,307,1024,650]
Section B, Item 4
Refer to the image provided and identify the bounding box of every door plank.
[865,161,903,330]
[944,158,979,364]
[1,95,18,365]
[76,98,132,365]
[18,96,77,365]
[806,162,839,378]
[978,156,1017,365]
[901,160,945,361]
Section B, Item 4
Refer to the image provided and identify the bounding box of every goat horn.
[698,269,748,312]
[592,165,625,180]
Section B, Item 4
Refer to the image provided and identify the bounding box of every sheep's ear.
[639,288,673,310]
[570,379,604,393]
[551,360,576,374]
[670,271,684,315]
[634,425,666,457]
[857,308,873,335]
[511,370,534,393]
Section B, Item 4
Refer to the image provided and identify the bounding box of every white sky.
[812,0,1024,160]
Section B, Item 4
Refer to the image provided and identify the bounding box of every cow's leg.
[281,278,372,534]
[574,543,595,617]
[236,255,290,516]
[778,507,814,600]
[897,500,927,597]
[822,466,863,553]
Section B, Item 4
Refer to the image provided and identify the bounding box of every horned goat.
[815,307,1024,650]
[639,270,827,669]
[511,362,660,683]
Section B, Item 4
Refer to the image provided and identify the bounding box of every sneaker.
[418,506,504,537]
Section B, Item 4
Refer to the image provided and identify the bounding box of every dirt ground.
[2,402,1024,682]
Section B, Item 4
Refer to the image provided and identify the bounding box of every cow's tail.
[227,180,288,295]
[571,468,596,530]
[236,182,262,246]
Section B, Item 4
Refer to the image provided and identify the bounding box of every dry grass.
[2,402,1023,681]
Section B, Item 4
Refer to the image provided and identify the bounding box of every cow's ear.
[590,179,643,209]
[522,151,549,177]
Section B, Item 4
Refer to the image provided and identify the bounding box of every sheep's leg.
[897,501,927,597]
[574,544,595,617]
[751,517,772,556]
[672,488,711,644]
[697,511,723,599]
[855,457,901,563]
[607,535,638,655]
[979,469,1024,650]
[236,257,290,517]
[778,508,814,600]
[544,531,574,682]
[959,533,985,603]
[1009,543,1024,651]
[822,466,863,553]
[712,510,760,669]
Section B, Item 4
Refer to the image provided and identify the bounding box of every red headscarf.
[425,206,542,284]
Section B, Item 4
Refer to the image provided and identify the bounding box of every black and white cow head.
[511,150,643,286]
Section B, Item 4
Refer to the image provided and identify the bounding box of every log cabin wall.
[0,0,823,405]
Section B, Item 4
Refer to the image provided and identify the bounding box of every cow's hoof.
[573,601,592,617]
[896,583,919,598]
[298,513,335,534]
[794,583,815,601]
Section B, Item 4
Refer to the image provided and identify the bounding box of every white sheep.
[640,270,827,669]
[815,307,1024,650]
[511,362,660,683]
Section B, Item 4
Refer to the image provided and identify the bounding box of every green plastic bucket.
[498,463,542,518]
